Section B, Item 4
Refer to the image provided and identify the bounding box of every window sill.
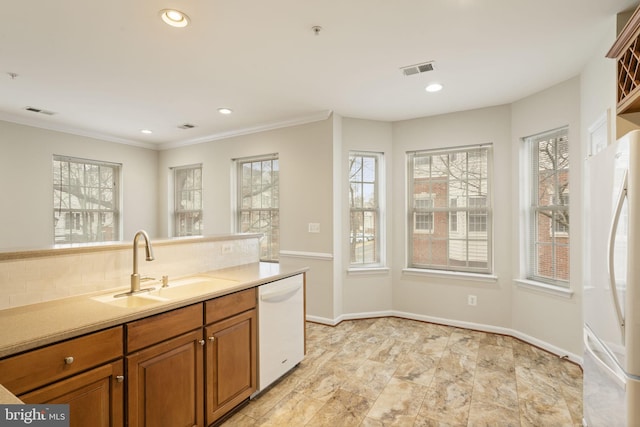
[347,267,390,276]
[513,279,574,299]
[402,268,498,283]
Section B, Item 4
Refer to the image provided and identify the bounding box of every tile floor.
[223,317,583,426]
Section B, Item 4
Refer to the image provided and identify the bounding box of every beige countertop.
[0,385,22,404]
[0,262,306,359]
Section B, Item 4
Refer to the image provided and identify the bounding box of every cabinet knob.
[64,356,74,365]
[208,336,215,342]
[198,339,205,346]
[116,375,125,383]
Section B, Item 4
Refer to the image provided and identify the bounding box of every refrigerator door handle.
[608,170,628,344]
[584,324,627,387]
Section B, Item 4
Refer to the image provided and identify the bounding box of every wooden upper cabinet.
[608,5,640,114]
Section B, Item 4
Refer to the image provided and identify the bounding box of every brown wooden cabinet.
[0,326,124,427]
[124,291,257,427]
[0,284,274,427]
[125,304,204,427]
[205,310,257,424]
[608,5,640,114]
[20,360,124,427]
[127,330,203,427]
[204,288,257,425]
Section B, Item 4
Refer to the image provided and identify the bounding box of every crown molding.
[0,112,157,150]
[157,110,333,151]
[1,110,333,151]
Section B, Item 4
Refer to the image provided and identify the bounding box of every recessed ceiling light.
[218,108,233,115]
[425,83,443,93]
[160,9,190,28]
[141,129,153,134]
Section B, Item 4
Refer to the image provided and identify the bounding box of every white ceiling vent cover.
[400,61,435,77]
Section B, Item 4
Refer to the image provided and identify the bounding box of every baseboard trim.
[306,310,582,365]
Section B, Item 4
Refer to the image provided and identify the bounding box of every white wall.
[0,120,158,249]
[157,118,336,319]
[390,105,514,329]
[340,117,394,317]
[510,77,582,355]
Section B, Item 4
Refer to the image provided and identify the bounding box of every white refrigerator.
[584,130,640,426]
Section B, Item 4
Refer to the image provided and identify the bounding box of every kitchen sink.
[149,276,238,299]
[91,275,239,307]
[91,293,169,308]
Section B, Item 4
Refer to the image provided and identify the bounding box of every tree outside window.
[174,164,203,237]
[526,128,570,285]
[53,156,121,244]
[237,155,279,262]
[407,145,492,273]
[349,152,383,266]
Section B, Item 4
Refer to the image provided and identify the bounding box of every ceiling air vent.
[400,61,435,77]
[24,106,56,115]
[178,123,197,129]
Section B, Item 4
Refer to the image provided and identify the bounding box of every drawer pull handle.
[116,375,125,383]
[208,336,215,342]
[198,339,205,346]
[64,356,74,365]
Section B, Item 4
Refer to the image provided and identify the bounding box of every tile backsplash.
[0,236,260,310]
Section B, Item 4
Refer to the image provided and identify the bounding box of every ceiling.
[1,0,637,150]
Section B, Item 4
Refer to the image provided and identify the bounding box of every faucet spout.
[131,230,154,293]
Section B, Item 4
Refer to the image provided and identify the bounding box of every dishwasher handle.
[260,283,302,303]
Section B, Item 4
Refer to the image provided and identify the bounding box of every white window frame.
[407,144,493,274]
[524,127,570,287]
[173,164,203,237]
[53,155,121,244]
[235,154,279,262]
[348,151,384,267]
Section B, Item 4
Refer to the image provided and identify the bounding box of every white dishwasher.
[256,273,305,393]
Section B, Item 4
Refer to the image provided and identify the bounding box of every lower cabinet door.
[205,309,257,425]
[19,360,124,427]
[127,329,204,427]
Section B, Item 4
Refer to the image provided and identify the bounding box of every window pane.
[174,165,203,237]
[349,152,382,266]
[408,146,491,273]
[527,128,570,285]
[237,157,279,261]
[53,156,120,244]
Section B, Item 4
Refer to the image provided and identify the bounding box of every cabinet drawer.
[0,326,123,395]
[205,288,256,325]
[126,303,203,353]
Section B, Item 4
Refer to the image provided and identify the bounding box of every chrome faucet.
[130,230,155,294]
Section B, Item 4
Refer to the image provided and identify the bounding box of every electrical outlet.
[221,243,233,254]
[467,295,477,306]
[308,223,320,233]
